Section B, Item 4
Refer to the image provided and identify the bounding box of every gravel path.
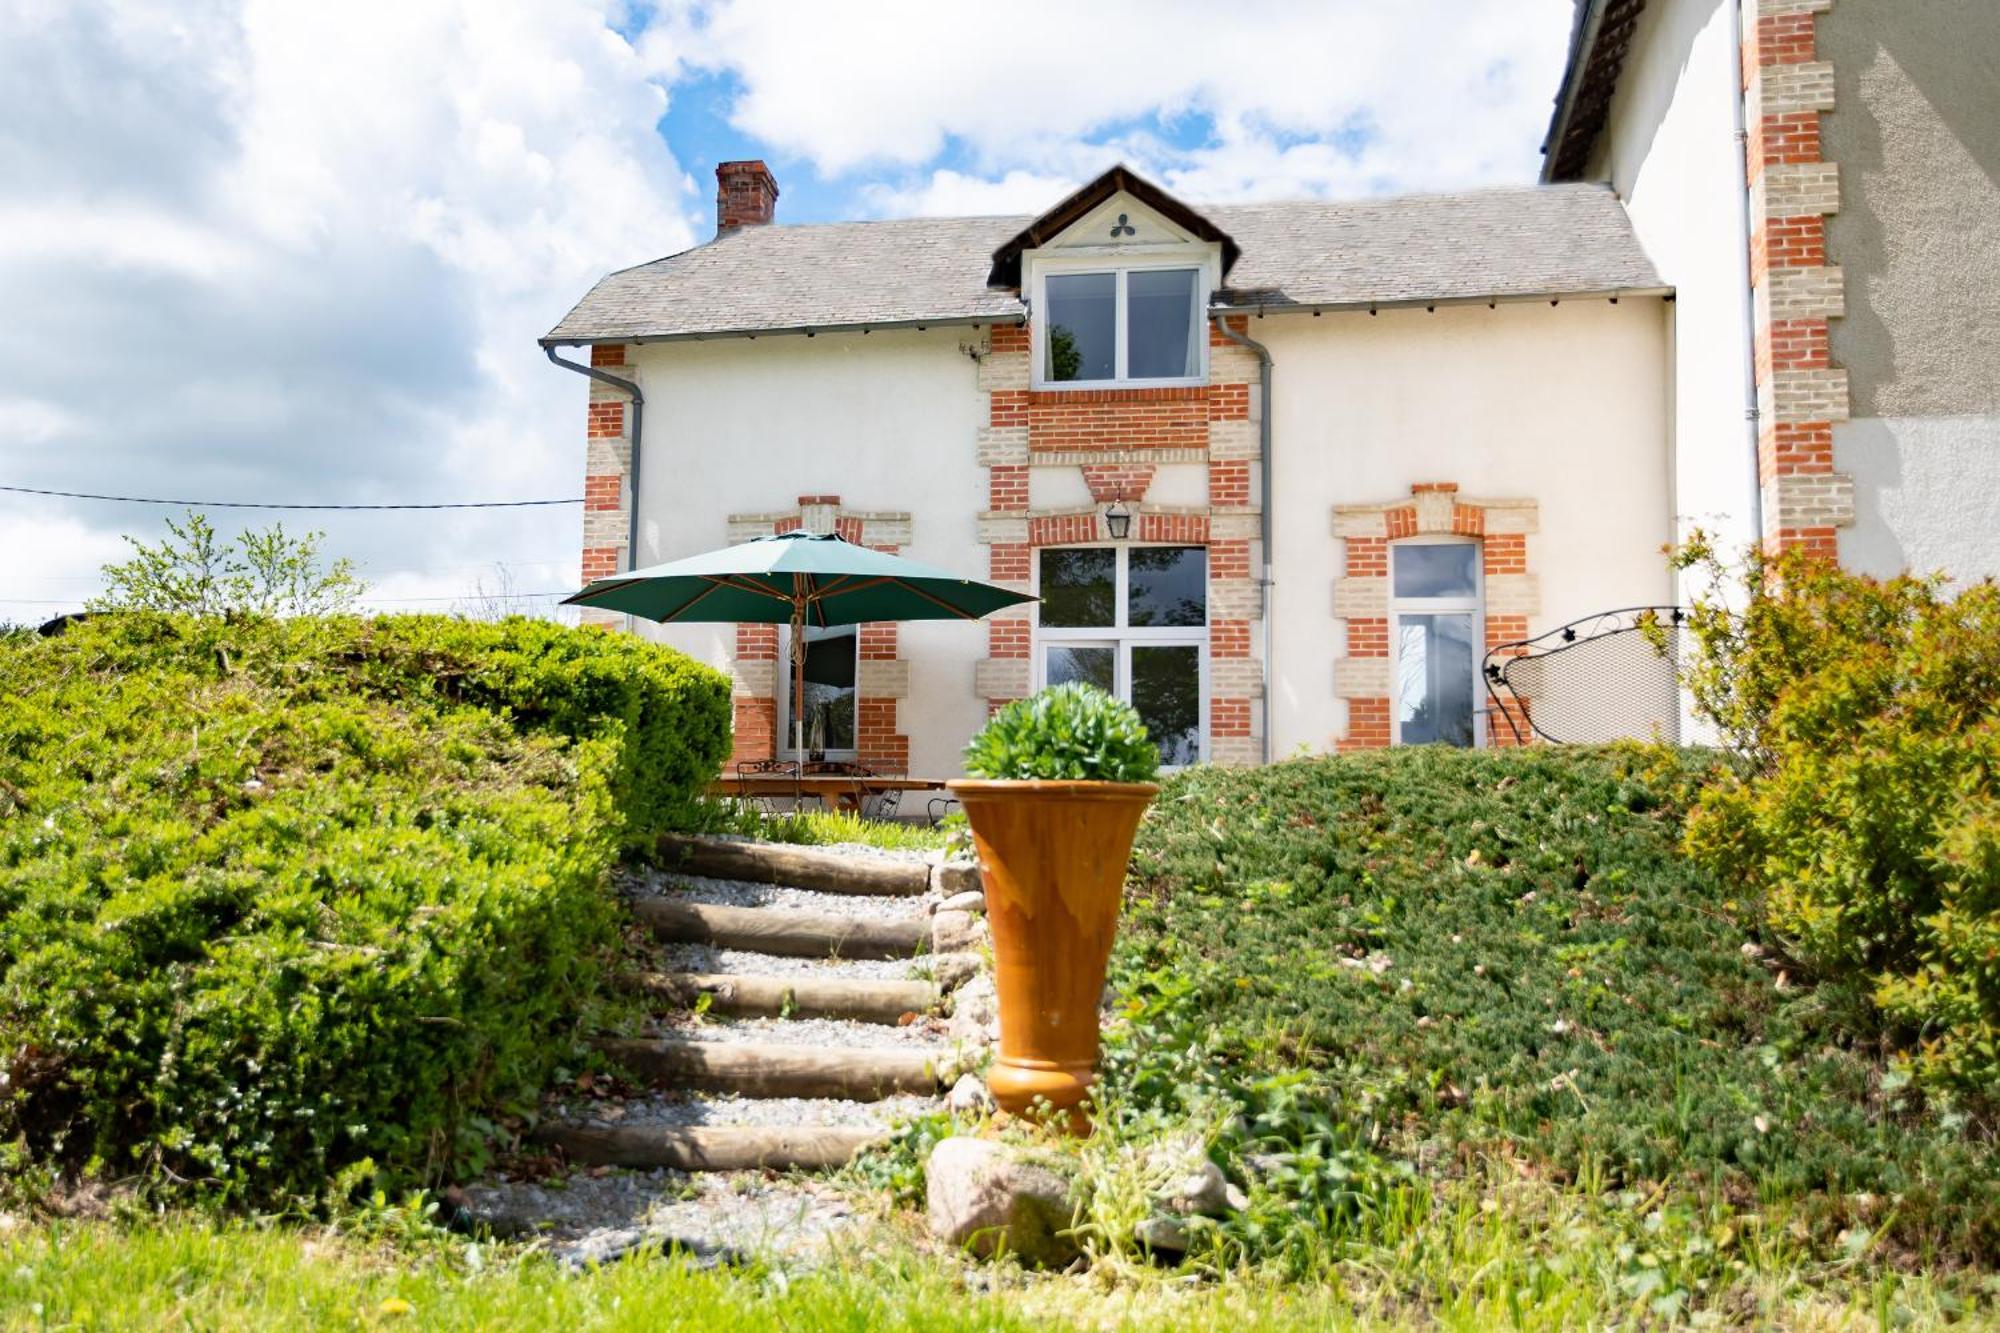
[650,1012,950,1050]
[462,1169,860,1266]
[652,941,941,980]
[630,870,931,920]
[557,1090,939,1130]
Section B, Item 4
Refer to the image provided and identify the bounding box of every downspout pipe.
[1211,314,1274,765]
[1728,0,1765,541]
[544,345,646,576]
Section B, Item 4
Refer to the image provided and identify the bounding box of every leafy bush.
[1105,747,1995,1269]
[1674,540,2000,1099]
[0,613,731,1204]
[962,683,1160,783]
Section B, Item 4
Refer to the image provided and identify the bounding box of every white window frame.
[1033,544,1209,767]
[778,622,860,761]
[1029,256,1211,390]
[1389,536,1486,749]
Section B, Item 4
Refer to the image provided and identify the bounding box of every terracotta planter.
[946,778,1158,1126]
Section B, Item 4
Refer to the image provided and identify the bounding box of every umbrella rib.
[652,577,732,621]
[889,579,988,621]
[562,576,648,606]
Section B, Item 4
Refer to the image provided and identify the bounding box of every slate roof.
[542,183,1665,345]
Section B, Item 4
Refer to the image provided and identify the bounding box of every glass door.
[1036,545,1208,767]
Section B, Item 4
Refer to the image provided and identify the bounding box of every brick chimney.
[715,160,779,231]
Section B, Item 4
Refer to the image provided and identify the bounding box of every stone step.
[537,1122,883,1172]
[629,970,943,1023]
[633,897,927,961]
[654,834,932,897]
[595,1036,946,1100]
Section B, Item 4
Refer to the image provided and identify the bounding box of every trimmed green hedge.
[0,614,730,1204]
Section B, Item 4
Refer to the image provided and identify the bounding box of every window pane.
[799,626,856,751]
[1126,268,1199,379]
[1393,543,1478,599]
[1132,644,1201,767]
[1126,546,1206,627]
[1045,272,1115,382]
[1395,613,1476,747]
[1045,644,1115,694]
[1038,547,1116,627]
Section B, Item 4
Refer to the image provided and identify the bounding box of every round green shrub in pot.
[950,684,1161,1127]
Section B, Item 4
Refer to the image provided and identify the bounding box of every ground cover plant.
[1081,746,1995,1312]
[0,613,730,1206]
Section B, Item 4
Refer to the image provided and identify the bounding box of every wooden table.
[707,774,949,815]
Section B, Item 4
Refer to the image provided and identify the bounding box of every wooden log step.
[654,834,931,898]
[595,1037,945,1100]
[633,897,926,961]
[539,1123,883,1172]
[630,971,942,1023]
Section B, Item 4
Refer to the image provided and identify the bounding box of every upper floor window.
[1040,266,1203,387]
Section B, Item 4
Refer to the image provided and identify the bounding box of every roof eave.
[1541,0,1610,183]
[1211,284,1674,319]
[540,311,1027,349]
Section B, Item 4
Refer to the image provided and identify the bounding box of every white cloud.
[662,0,1573,210]
[0,0,696,616]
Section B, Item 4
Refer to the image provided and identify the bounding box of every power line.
[0,590,573,607]
[0,484,582,510]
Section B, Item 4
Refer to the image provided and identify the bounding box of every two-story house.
[544,159,1675,774]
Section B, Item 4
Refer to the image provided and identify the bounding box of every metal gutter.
[544,346,646,581]
[540,314,1023,350]
[541,288,1674,351]
[1211,314,1275,766]
[1210,286,1671,322]
[1729,0,1765,540]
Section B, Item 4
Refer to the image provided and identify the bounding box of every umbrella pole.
[790,596,807,760]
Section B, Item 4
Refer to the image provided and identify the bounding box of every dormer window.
[1040,265,1204,386]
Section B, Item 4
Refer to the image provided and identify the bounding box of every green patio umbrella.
[563,530,1035,757]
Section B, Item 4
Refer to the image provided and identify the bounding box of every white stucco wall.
[1588,0,1762,578]
[1263,299,1674,754]
[626,328,990,778]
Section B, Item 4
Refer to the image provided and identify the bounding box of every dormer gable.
[986,164,1239,289]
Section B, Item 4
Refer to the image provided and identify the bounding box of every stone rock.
[925,1137,1081,1267]
[928,952,984,990]
[937,889,986,915]
[932,859,982,897]
[1145,1139,1249,1217]
[947,972,1000,1045]
[932,908,987,954]
[1133,1216,1190,1254]
[946,1072,995,1115]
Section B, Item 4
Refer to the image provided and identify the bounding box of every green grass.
[1,1212,1969,1331]
[703,805,949,853]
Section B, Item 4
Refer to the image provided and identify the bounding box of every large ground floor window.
[779,623,857,757]
[1391,538,1482,747]
[1036,544,1207,766]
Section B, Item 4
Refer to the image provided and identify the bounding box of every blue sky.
[0,0,1577,616]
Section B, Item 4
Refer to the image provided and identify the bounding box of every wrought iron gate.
[1482,607,1687,746]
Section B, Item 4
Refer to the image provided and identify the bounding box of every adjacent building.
[1545,0,2000,582]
